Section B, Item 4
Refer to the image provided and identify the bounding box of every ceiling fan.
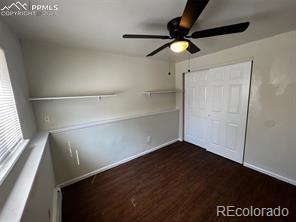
[122,0,250,57]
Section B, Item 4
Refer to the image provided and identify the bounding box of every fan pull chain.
[187,54,191,73]
[168,57,171,75]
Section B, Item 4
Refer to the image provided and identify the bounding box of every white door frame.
[182,60,253,164]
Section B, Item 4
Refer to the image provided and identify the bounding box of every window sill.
[0,139,30,186]
[0,132,49,221]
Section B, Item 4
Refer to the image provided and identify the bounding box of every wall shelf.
[143,90,181,96]
[28,94,117,101]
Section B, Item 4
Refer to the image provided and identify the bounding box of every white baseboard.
[58,139,179,188]
[243,162,296,186]
[51,187,62,222]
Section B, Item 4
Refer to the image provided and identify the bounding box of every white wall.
[176,30,296,183]
[21,143,56,222]
[22,40,179,185]
[51,110,179,185]
[22,40,176,130]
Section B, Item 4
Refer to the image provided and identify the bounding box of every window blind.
[0,49,23,168]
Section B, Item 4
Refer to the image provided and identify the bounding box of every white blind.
[0,48,23,168]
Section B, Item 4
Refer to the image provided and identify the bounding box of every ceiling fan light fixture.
[123,1,250,57]
[170,40,189,53]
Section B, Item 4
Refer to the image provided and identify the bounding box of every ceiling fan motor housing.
[167,17,189,40]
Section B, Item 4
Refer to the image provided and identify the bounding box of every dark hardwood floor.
[62,142,296,222]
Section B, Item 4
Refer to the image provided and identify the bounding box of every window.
[0,48,23,172]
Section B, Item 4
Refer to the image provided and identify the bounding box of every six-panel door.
[184,61,252,163]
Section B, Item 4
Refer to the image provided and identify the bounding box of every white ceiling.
[2,0,296,61]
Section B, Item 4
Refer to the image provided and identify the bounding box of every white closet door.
[184,61,252,163]
[184,70,210,148]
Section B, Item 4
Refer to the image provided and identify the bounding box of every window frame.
[0,140,29,185]
[0,47,28,185]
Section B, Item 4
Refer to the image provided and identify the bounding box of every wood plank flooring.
[62,142,296,222]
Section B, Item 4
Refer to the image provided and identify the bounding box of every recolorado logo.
[217,205,289,217]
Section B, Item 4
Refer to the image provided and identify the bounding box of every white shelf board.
[28,94,117,101]
[143,90,181,96]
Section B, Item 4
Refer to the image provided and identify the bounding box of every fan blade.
[179,0,210,30]
[146,42,172,57]
[123,34,171,39]
[187,40,200,54]
[191,22,250,39]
